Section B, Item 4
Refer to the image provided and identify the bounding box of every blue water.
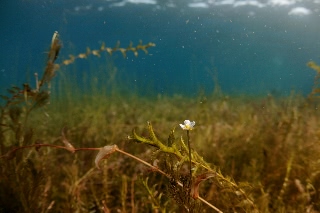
[1,0,320,97]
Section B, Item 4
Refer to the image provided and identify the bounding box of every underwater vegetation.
[307,61,320,103]
[1,32,320,213]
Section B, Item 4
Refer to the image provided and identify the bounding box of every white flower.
[179,120,195,130]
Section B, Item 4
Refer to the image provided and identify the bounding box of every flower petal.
[180,120,195,130]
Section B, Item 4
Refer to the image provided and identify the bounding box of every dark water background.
[1,0,320,97]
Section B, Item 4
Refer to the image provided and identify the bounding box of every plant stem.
[116,148,222,212]
[187,130,192,203]
[187,130,192,178]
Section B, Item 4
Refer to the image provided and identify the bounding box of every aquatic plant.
[61,40,156,66]
[1,30,320,213]
[0,31,61,151]
[306,61,320,103]
[0,31,62,213]
[128,121,256,212]
[0,31,157,212]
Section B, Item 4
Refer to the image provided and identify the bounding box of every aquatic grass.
[2,87,320,212]
[1,32,320,212]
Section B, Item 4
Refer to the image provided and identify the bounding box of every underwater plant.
[0,31,158,212]
[306,61,320,103]
[61,40,155,66]
[0,31,249,213]
[0,31,227,212]
[1,31,320,213]
[128,121,257,212]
